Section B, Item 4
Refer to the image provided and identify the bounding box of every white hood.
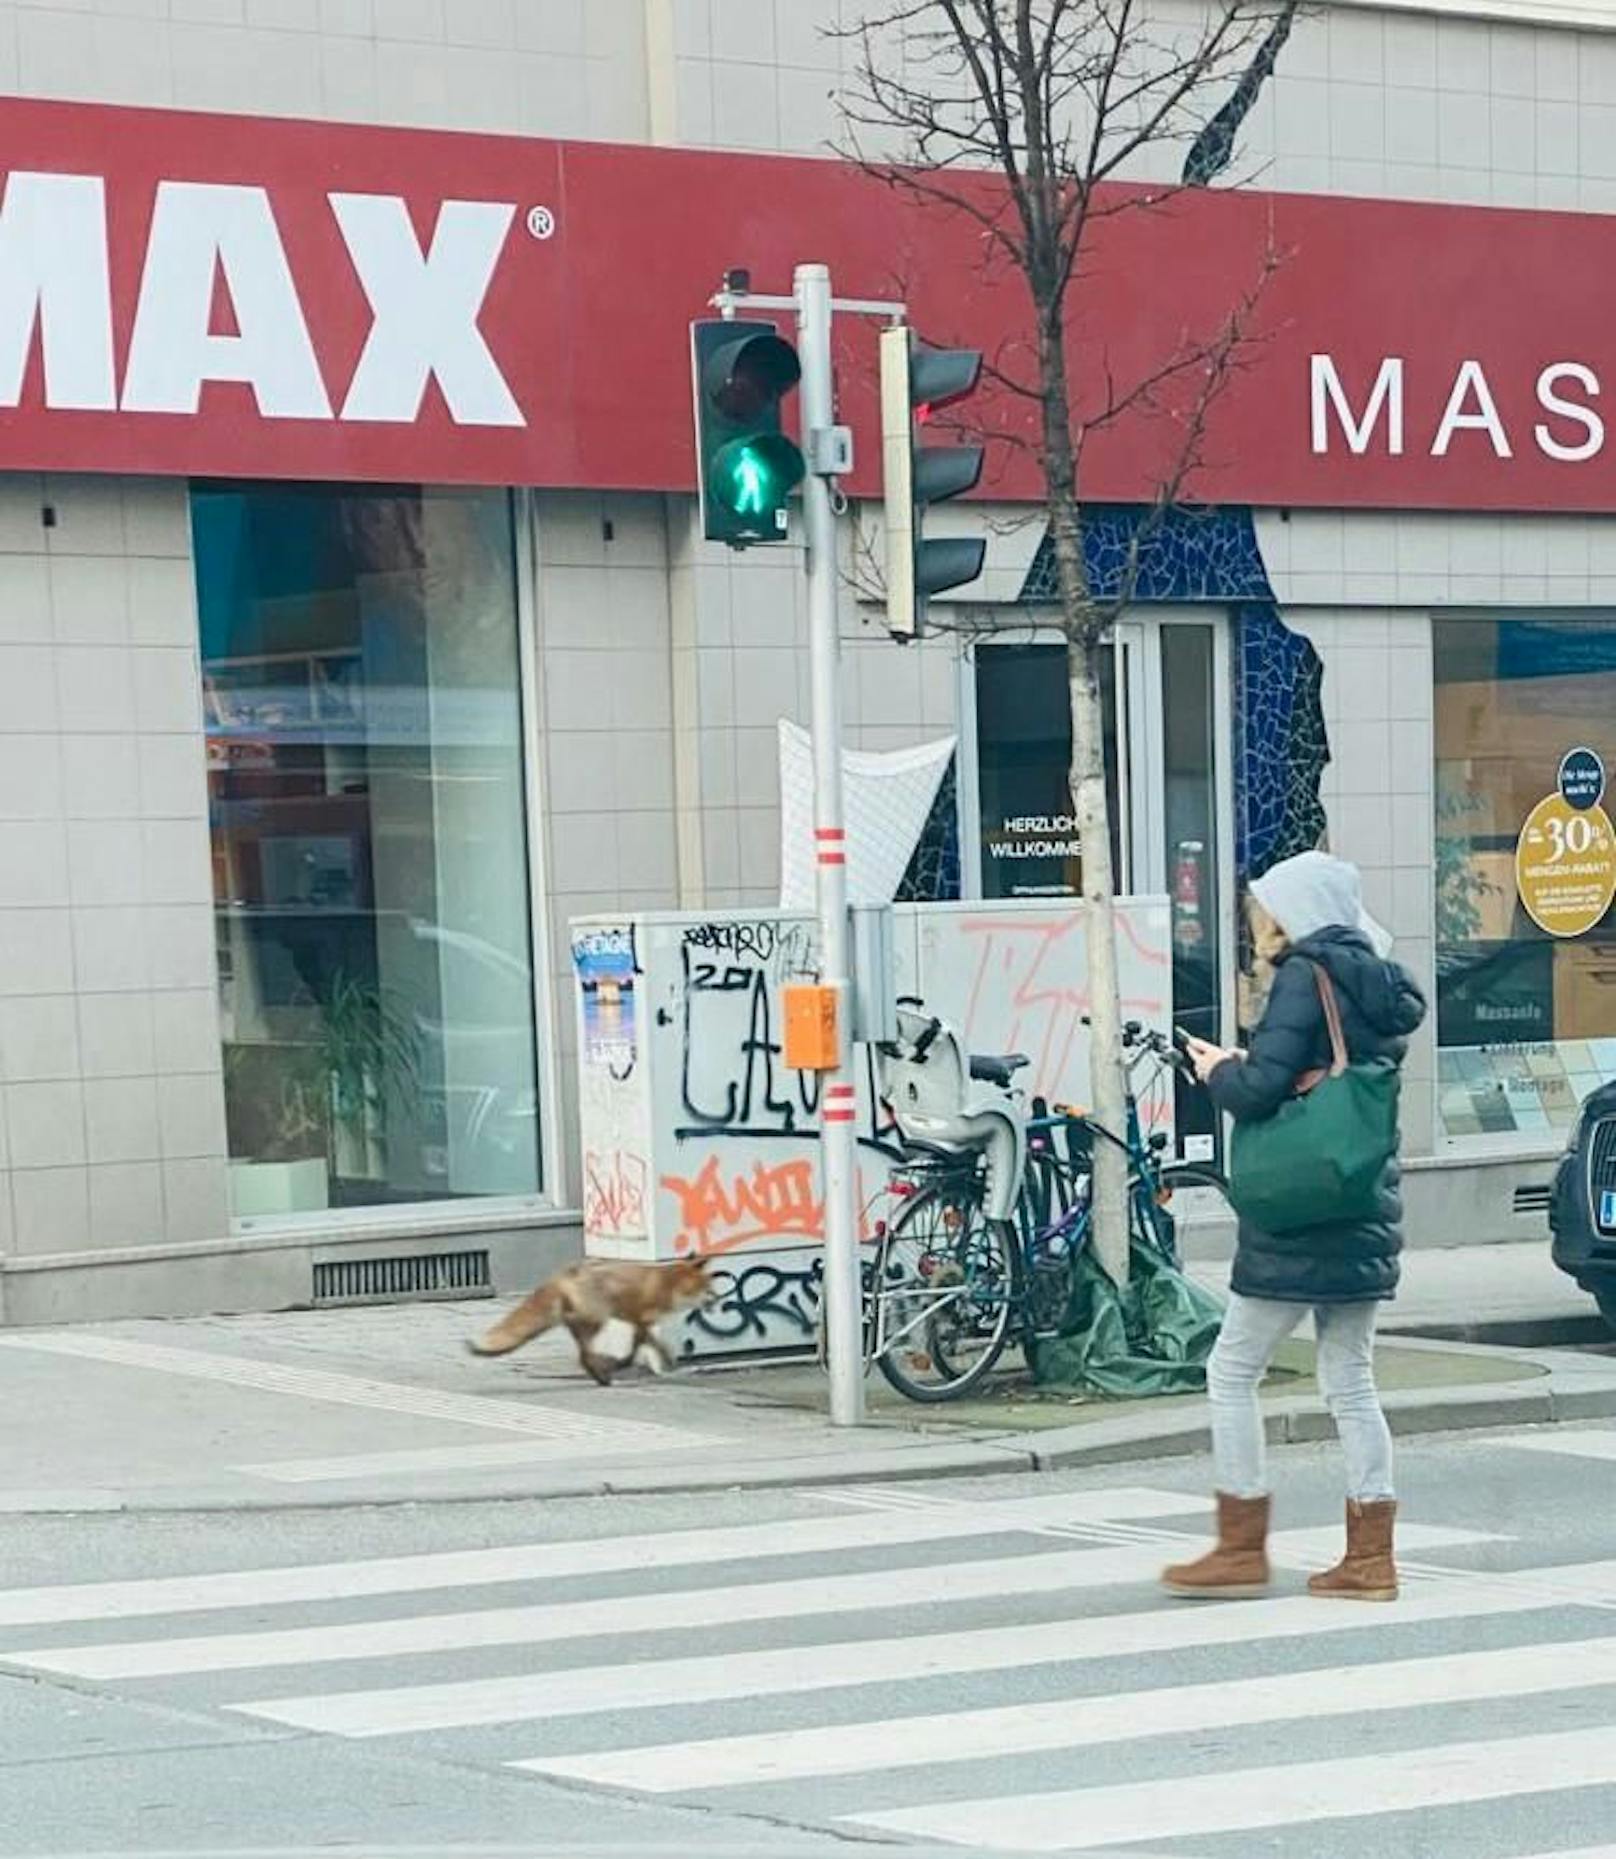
[1250,850,1393,956]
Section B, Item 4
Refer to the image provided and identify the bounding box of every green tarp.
[1030,1228,1225,1397]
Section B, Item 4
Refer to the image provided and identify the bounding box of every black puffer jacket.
[1209,927,1427,1303]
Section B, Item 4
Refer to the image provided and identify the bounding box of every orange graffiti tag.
[660,1155,824,1255]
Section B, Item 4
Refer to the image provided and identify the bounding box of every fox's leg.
[635,1326,674,1374]
[570,1319,616,1386]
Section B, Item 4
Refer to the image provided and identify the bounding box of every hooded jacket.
[1210,863,1427,1303]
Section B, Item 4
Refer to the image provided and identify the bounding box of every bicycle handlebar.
[1077,1013,1192,1076]
[886,1004,1188,1079]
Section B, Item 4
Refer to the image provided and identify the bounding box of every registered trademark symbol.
[527,205,556,240]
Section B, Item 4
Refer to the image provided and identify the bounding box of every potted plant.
[313,972,423,1185]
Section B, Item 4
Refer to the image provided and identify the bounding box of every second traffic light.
[880,326,986,640]
[691,318,806,546]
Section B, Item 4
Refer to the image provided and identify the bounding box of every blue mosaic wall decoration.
[1020,504,1273,605]
[897,754,962,902]
[1181,1,1298,187]
[1235,599,1330,879]
[1015,504,1329,882]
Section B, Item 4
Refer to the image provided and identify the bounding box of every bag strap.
[1292,961,1348,1097]
[1312,963,1349,1078]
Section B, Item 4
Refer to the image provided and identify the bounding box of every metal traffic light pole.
[707,264,908,1429]
[794,262,863,1429]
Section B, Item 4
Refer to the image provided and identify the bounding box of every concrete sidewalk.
[0,1241,1610,1515]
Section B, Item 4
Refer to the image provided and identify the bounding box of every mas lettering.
[0,169,523,427]
[1311,353,1605,463]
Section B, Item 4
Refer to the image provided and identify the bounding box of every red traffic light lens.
[712,332,802,421]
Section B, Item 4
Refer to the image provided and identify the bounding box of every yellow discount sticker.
[1516,792,1616,938]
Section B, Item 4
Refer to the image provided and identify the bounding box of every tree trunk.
[1065,629,1130,1286]
[1035,260,1130,1288]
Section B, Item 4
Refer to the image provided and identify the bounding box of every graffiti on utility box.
[572,900,1171,1354]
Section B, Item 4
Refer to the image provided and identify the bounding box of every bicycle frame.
[872,1050,1183,1364]
[867,1006,1198,1386]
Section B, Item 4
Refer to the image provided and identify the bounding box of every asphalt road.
[5,1424,1616,1859]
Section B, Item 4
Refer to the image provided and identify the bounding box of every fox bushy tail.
[467,1285,564,1356]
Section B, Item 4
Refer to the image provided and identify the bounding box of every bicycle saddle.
[969,1052,1031,1088]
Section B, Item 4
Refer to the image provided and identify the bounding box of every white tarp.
[777,719,956,909]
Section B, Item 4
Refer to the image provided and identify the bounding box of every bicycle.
[865,1004,1229,1403]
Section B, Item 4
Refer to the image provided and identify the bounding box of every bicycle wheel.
[1157,1161,1231,1201]
[873,1185,1016,1402]
[1141,1160,1232,1263]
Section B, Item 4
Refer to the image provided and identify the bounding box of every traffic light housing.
[880,327,986,640]
[691,318,805,545]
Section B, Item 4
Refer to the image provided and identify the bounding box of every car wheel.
[1597,1291,1616,1338]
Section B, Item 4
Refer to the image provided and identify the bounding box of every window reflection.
[195,483,542,1219]
[1435,616,1616,1141]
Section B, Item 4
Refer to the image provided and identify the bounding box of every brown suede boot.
[1160,1493,1271,1598]
[1307,1499,1398,1602]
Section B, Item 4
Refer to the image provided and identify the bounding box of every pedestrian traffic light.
[691,318,805,546]
[880,327,986,640]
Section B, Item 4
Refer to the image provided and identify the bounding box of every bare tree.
[838,0,1293,1285]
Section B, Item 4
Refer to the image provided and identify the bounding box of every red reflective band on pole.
[823,1082,856,1123]
[817,851,846,864]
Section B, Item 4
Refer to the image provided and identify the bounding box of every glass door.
[968,616,1233,1161]
[971,638,1126,900]
[1123,611,1234,1160]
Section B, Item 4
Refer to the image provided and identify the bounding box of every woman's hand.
[1185,1035,1237,1084]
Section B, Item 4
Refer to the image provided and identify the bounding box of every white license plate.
[1602,1189,1616,1229]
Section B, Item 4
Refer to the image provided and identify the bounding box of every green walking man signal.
[731,449,767,514]
[691,318,806,545]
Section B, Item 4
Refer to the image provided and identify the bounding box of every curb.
[8,1372,1616,1514]
[1028,1361,1616,1472]
[1385,1314,1612,1349]
[0,1440,1042,1516]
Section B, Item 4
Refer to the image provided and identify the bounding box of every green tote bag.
[1227,964,1400,1236]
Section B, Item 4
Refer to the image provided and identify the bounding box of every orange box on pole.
[783,983,840,1071]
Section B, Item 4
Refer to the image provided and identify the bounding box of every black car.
[1550,1078,1616,1333]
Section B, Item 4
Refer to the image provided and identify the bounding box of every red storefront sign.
[3,94,1616,510]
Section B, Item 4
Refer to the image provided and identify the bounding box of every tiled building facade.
[0,0,1612,1324]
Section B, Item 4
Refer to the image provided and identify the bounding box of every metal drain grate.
[1512,1184,1552,1217]
[312,1250,493,1306]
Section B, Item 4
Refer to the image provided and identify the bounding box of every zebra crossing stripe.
[232,1546,1599,1741]
[0,1486,1200,1629]
[520,1630,1616,1793]
[5,1523,1485,1681]
[848,1724,1616,1851]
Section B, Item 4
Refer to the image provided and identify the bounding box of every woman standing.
[1162,851,1426,1603]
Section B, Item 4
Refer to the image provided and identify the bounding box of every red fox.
[467,1258,715,1385]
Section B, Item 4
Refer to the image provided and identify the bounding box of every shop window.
[1434,616,1616,1142]
[195,484,542,1219]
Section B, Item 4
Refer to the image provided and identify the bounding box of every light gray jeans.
[1208,1292,1395,1502]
